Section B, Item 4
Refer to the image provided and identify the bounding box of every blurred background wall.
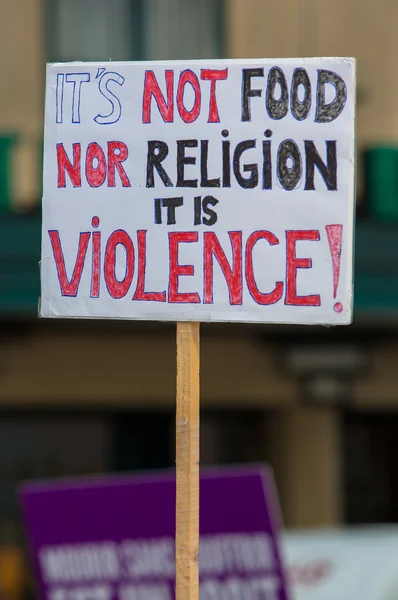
[1,1,398,599]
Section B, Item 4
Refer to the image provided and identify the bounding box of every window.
[344,413,398,523]
[47,0,224,62]
[48,0,135,62]
[142,0,223,60]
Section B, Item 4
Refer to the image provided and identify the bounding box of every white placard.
[40,58,356,324]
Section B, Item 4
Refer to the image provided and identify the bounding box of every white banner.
[40,58,356,324]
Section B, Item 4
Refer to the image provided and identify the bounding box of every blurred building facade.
[2,0,396,211]
[2,7,398,594]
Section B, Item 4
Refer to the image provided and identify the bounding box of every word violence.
[49,220,323,307]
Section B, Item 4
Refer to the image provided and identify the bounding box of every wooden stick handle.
[176,322,200,600]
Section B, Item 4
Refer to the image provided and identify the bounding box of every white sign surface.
[40,58,356,324]
[283,528,398,600]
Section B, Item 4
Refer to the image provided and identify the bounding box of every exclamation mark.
[325,224,343,313]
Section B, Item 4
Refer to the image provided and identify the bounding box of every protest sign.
[39,57,356,599]
[40,58,356,325]
[20,465,289,600]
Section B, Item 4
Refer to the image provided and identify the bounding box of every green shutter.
[0,135,17,213]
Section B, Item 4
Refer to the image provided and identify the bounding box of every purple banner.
[20,465,289,600]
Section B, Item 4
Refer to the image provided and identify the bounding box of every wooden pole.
[176,322,200,600]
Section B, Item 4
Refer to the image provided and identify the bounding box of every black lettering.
[161,197,184,225]
[177,139,198,187]
[154,197,162,224]
[202,195,219,226]
[241,68,264,121]
[194,195,201,225]
[233,140,258,189]
[262,141,272,190]
[146,141,173,188]
[304,141,337,190]
[222,140,231,187]
[291,68,311,121]
[200,141,220,187]
[266,67,289,120]
[277,140,302,191]
[315,70,347,123]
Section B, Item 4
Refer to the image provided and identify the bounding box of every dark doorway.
[344,412,398,523]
